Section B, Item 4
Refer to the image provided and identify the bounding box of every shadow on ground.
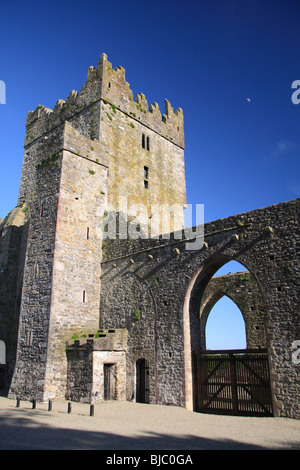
[0,410,295,450]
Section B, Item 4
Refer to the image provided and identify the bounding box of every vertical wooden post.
[193,352,201,412]
[230,354,238,413]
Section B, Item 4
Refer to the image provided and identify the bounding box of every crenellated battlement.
[24,53,184,148]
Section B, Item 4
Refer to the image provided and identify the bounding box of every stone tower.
[5,53,186,400]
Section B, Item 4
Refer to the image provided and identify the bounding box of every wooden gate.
[194,349,273,416]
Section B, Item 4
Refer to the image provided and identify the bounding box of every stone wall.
[0,207,28,386]
[43,122,108,399]
[9,126,64,399]
[9,120,108,400]
[66,329,127,403]
[66,346,93,403]
[99,98,186,233]
[100,271,160,403]
[100,198,300,418]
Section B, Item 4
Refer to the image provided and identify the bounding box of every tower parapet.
[25,53,184,149]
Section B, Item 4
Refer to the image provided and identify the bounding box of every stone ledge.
[66,328,128,352]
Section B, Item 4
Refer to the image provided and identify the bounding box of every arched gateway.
[184,259,272,416]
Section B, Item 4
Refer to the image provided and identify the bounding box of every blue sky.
[1,0,299,348]
[206,295,247,350]
[206,260,248,349]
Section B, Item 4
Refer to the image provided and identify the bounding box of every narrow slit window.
[142,133,145,149]
[87,227,90,240]
[40,201,45,217]
[146,136,150,151]
[34,262,39,279]
[26,330,33,346]
[83,290,86,303]
[144,166,149,189]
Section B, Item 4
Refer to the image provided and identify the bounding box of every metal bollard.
[32,399,36,409]
[68,402,72,413]
[90,404,94,417]
[48,400,52,411]
[16,397,20,408]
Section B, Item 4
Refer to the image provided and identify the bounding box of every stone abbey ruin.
[0,53,299,418]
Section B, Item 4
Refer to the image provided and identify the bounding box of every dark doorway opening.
[104,363,117,400]
[136,359,149,403]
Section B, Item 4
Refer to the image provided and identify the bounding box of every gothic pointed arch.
[204,294,247,350]
[183,254,268,409]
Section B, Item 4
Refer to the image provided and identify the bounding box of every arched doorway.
[136,359,149,403]
[184,256,273,416]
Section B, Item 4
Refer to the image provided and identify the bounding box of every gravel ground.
[0,396,299,450]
